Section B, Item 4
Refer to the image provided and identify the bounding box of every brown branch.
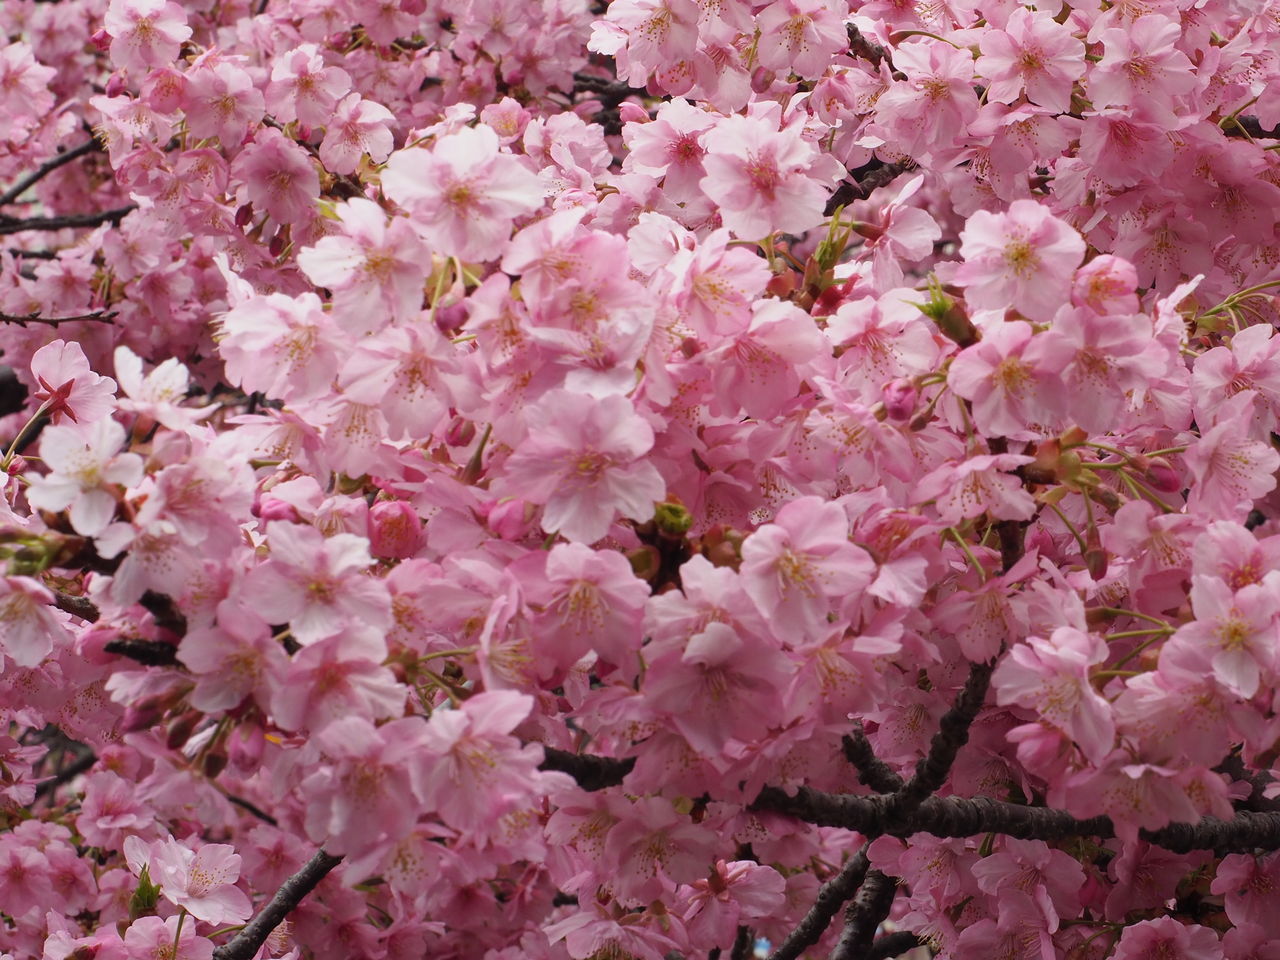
[53,592,100,623]
[867,931,926,960]
[0,310,116,327]
[212,849,343,960]
[842,725,905,794]
[767,848,871,960]
[0,139,102,208]
[845,23,892,68]
[103,638,180,667]
[753,785,1280,854]
[0,205,135,235]
[825,161,912,215]
[539,746,635,791]
[882,658,995,821]
[829,870,897,960]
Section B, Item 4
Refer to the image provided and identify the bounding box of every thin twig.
[0,310,116,327]
[0,139,102,208]
[212,849,343,960]
[0,205,136,235]
[54,592,100,623]
[34,747,96,799]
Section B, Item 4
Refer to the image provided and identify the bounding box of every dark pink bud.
[882,378,917,421]
[257,497,300,524]
[445,415,476,447]
[235,203,254,228]
[618,102,650,124]
[104,72,127,96]
[1146,459,1181,493]
[367,500,423,559]
[488,498,533,540]
[92,30,113,53]
[435,301,468,335]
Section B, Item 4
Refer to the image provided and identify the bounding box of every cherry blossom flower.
[240,521,391,647]
[381,125,545,262]
[1110,916,1222,960]
[29,340,117,428]
[993,627,1115,763]
[143,839,252,925]
[947,320,1066,440]
[230,128,320,224]
[265,44,352,127]
[103,0,191,74]
[501,390,666,544]
[319,93,395,176]
[699,114,841,240]
[976,7,1085,113]
[0,577,70,668]
[24,419,143,537]
[948,200,1085,323]
[296,198,429,333]
[739,496,875,641]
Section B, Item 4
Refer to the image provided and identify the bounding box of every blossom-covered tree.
[4,1,1280,959]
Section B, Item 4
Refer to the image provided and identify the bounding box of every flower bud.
[445,415,476,447]
[1145,458,1181,493]
[93,30,114,53]
[235,203,254,228]
[882,378,917,421]
[618,102,650,124]
[435,300,468,335]
[228,723,265,773]
[487,498,534,540]
[165,709,203,750]
[367,500,423,559]
[256,496,300,524]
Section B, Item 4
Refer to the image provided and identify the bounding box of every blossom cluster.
[1,0,1280,959]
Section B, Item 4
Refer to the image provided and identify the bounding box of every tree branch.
[882,658,995,822]
[212,849,343,960]
[54,592,100,623]
[829,870,897,960]
[0,205,136,235]
[0,139,102,208]
[767,847,870,960]
[825,161,912,215]
[0,309,116,327]
[842,725,904,794]
[867,931,926,960]
[539,746,635,791]
[753,785,1280,854]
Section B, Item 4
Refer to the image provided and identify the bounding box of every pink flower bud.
[435,301,468,335]
[1145,459,1182,493]
[367,500,423,559]
[104,71,126,96]
[882,378,917,421]
[256,497,300,524]
[234,203,254,228]
[92,30,113,53]
[6,455,26,476]
[487,498,533,540]
[445,415,476,447]
[619,102,650,124]
[228,723,265,773]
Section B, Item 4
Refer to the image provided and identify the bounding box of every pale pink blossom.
[29,340,117,428]
[915,454,1037,525]
[1110,916,1222,960]
[319,93,395,176]
[25,419,143,537]
[183,60,265,145]
[501,390,666,544]
[104,0,191,74]
[699,114,840,239]
[1164,575,1280,699]
[947,320,1065,440]
[271,634,405,732]
[122,915,214,960]
[949,199,1085,323]
[415,691,544,835]
[1186,393,1280,521]
[381,125,544,261]
[976,7,1085,113]
[146,839,252,925]
[0,43,55,119]
[218,292,343,402]
[266,44,352,127]
[295,198,429,332]
[993,627,1115,763]
[239,522,392,647]
[230,127,320,224]
[1090,15,1199,122]
[0,577,70,668]
[740,496,875,641]
[754,0,848,80]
